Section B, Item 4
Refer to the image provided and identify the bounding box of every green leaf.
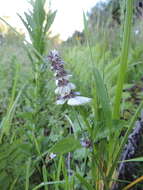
[44,11,57,34]
[25,158,31,190]
[42,165,48,190]
[113,0,133,119]
[93,68,112,127]
[75,173,94,190]
[32,181,65,190]
[121,157,143,162]
[0,85,25,142]
[9,176,19,190]
[18,14,32,36]
[83,12,112,127]
[50,135,82,154]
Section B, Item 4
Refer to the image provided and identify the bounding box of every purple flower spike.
[48,50,92,106]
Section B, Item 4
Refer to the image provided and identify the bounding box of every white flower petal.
[68,83,76,89]
[49,153,56,159]
[55,83,76,96]
[67,96,91,106]
[51,50,59,57]
[55,75,72,80]
[74,92,80,95]
[56,99,66,105]
[135,29,139,35]
[55,88,58,94]
[58,85,71,96]
[55,80,58,86]
[60,86,71,95]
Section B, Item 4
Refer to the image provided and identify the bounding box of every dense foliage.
[0,0,143,190]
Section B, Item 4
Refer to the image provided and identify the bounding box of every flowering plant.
[48,50,91,106]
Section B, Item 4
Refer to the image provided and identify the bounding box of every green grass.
[0,0,143,189]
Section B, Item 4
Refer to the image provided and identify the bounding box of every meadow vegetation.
[0,0,143,189]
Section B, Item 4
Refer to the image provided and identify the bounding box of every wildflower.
[68,96,92,106]
[45,152,57,163]
[48,50,91,106]
[49,152,56,159]
[80,139,92,148]
[134,29,139,35]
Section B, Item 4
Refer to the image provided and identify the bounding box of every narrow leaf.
[75,173,94,190]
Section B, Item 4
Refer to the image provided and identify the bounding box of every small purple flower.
[80,139,92,148]
[48,50,91,106]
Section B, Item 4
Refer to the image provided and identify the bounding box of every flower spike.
[48,50,91,106]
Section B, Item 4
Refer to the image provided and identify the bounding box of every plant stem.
[113,0,133,120]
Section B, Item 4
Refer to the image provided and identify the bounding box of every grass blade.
[25,158,32,190]
[113,0,133,120]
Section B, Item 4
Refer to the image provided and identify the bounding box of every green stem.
[113,0,133,120]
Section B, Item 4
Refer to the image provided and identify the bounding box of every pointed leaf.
[50,135,81,154]
[75,173,94,190]
[44,11,57,34]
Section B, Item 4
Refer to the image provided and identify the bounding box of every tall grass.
[0,0,143,189]
[113,0,133,120]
